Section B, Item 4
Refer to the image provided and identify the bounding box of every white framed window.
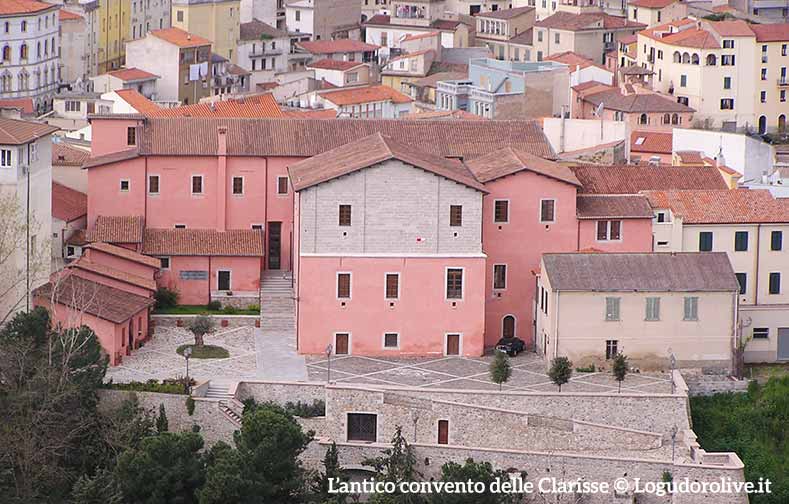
[539,198,555,223]
[493,264,507,290]
[493,199,509,223]
[191,175,203,194]
[383,332,400,349]
[0,149,11,167]
[277,176,289,194]
[120,179,130,192]
[683,296,698,321]
[445,267,464,300]
[159,257,171,270]
[605,297,620,321]
[384,272,399,300]
[337,272,352,299]
[645,297,660,321]
[596,220,622,241]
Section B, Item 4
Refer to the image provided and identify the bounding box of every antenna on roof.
[594,101,604,117]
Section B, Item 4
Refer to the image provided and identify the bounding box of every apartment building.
[381,49,435,91]
[310,60,372,87]
[545,51,613,85]
[637,18,789,133]
[363,13,470,60]
[125,27,212,103]
[172,0,239,62]
[240,0,284,28]
[475,6,536,62]
[290,84,414,117]
[730,0,789,21]
[646,189,789,363]
[130,0,171,39]
[237,19,290,82]
[285,0,361,41]
[59,5,100,85]
[98,0,130,72]
[627,0,685,28]
[91,68,160,98]
[0,0,61,113]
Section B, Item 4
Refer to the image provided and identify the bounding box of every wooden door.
[335,333,349,355]
[502,315,515,339]
[437,420,449,445]
[268,222,281,270]
[446,334,460,356]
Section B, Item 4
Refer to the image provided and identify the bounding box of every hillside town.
[0,0,788,501]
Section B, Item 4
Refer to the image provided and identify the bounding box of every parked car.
[495,337,525,356]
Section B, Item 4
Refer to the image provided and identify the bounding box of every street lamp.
[410,410,420,443]
[670,425,678,462]
[669,350,677,394]
[325,344,333,384]
[184,346,193,394]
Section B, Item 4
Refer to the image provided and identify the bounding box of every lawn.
[176,344,230,359]
[745,363,789,383]
[154,305,259,315]
[690,376,788,504]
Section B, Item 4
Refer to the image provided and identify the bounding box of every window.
[159,257,170,270]
[232,176,243,195]
[537,30,543,42]
[383,333,399,349]
[771,231,782,251]
[21,20,26,31]
[0,149,11,167]
[753,327,769,339]
[493,264,506,289]
[782,90,786,102]
[721,55,735,66]
[494,200,509,223]
[699,231,713,251]
[148,175,159,194]
[656,211,668,223]
[597,220,621,241]
[347,413,376,442]
[723,77,731,89]
[761,91,767,104]
[337,273,351,299]
[175,224,187,229]
[645,297,660,321]
[277,176,288,194]
[446,268,463,299]
[723,39,734,49]
[120,179,130,192]
[176,10,183,21]
[605,340,618,360]
[761,68,768,80]
[127,126,136,146]
[339,204,351,226]
[783,44,787,56]
[680,74,687,87]
[769,272,781,294]
[65,100,81,112]
[540,199,555,223]
[449,205,462,226]
[218,270,231,291]
[605,297,620,321]
[683,297,698,321]
[554,32,560,44]
[295,10,300,21]
[191,175,203,194]
[734,231,748,251]
[735,273,747,295]
[385,273,399,299]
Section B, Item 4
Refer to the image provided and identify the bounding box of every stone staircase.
[260,271,295,331]
[204,380,233,401]
[218,398,245,427]
[256,271,307,381]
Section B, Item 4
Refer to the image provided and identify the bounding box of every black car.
[495,337,526,356]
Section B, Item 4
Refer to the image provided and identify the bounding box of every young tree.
[489,350,512,391]
[429,458,522,504]
[189,314,214,347]
[70,469,123,504]
[362,426,422,504]
[156,403,169,433]
[612,353,629,393]
[311,442,348,504]
[548,357,573,392]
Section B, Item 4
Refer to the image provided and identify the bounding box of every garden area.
[153,287,260,315]
[690,376,789,504]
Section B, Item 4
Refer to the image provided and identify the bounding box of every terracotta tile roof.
[113,89,162,115]
[365,14,391,25]
[576,194,653,219]
[475,6,534,19]
[150,94,283,118]
[582,89,694,113]
[0,0,56,15]
[85,242,161,268]
[288,133,487,192]
[702,157,740,177]
[620,64,653,75]
[240,19,288,40]
[70,257,157,291]
[709,20,754,37]
[400,110,484,120]
[619,34,637,44]
[142,229,264,256]
[631,130,672,154]
[307,59,366,71]
[83,148,140,169]
[298,39,379,54]
[0,98,34,114]
[640,25,720,49]
[149,27,211,48]
[87,215,145,243]
[545,51,609,72]
[535,12,645,31]
[508,28,533,45]
[281,109,337,118]
[403,31,440,41]
[542,252,739,292]
[387,49,434,64]
[571,164,728,194]
[52,142,90,166]
[58,9,83,21]
[466,147,580,185]
[572,80,612,94]
[675,150,704,164]
[52,182,87,222]
[432,19,465,30]
[750,23,789,42]
[135,117,555,159]
[319,85,412,106]
[628,0,676,7]
[0,117,58,145]
[33,274,155,324]
[106,67,159,81]
[643,189,789,224]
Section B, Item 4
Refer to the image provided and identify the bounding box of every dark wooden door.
[502,315,515,339]
[218,271,231,291]
[335,333,349,355]
[127,321,133,353]
[437,420,449,444]
[446,334,460,356]
[268,222,281,270]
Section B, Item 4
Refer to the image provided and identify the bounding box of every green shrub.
[246,304,260,312]
[105,379,190,395]
[575,364,596,373]
[206,300,222,311]
[186,396,195,416]
[242,398,326,418]
[222,305,238,314]
[154,287,179,310]
[661,470,673,483]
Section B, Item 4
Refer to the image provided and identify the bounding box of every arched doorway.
[502,315,516,339]
[779,114,786,135]
[758,115,767,135]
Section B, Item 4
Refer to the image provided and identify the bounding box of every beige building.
[475,7,536,62]
[59,3,100,84]
[627,0,686,28]
[645,189,789,363]
[172,0,240,62]
[536,252,739,370]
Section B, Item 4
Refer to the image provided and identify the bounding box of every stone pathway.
[256,271,307,381]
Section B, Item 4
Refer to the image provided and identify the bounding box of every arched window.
[758,115,767,135]
[639,113,648,125]
[681,52,690,64]
[502,315,516,339]
[706,54,716,65]
[19,44,27,60]
[691,54,700,65]
[663,113,670,124]
[779,114,786,134]
[2,45,9,61]
[671,113,679,125]
[673,51,681,63]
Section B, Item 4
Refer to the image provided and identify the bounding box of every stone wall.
[151,314,260,329]
[683,375,751,397]
[235,380,326,405]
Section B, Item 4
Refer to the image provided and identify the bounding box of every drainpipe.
[554,291,560,360]
[754,224,761,306]
[26,142,30,312]
[216,127,228,232]
[263,157,268,270]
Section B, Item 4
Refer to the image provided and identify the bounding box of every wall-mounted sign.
[180,270,208,280]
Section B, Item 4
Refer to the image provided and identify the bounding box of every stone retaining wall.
[235,380,325,405]
[151,314,260,329]
[684,376,751,397]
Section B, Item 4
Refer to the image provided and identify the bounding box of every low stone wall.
[151,314,260,329]
[210,291,259,309]
[683,375,751,397]
[236,380,326,405]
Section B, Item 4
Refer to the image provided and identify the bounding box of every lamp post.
[669,350,677,394]
[325,344,333,384]
[670,425,678,462]
[410,410,420,443]
[184,346,193,394]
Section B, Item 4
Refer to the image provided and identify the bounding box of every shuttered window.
[683,297,698,321]
[540,199,555,222]
[337,273,351,299]
[339,205,351,226]
[385,273,399,299]
[494,200,509,223]
[493,264,506,289]
[645,297,660,321]
[449,205,462,226]
[605,297,620,321]
[446,268,463,299]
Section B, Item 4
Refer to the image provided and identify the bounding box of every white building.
[0,117,57,320]
[241,0,284,28]
[285,0,361,41]
[90,68,160,99]
[58,2,100,86]
[130,0,172,40]
[0,1,61,113]
[237,19,290,86]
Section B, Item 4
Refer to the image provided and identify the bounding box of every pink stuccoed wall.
[72,268,153,298]
[577,218,654,252]
[296,256,487,357]
[87,157,147,229]
[481,171,579,349]
[90,118,145,156]
[157,256,263,305]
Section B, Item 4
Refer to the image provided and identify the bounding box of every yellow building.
[98,0,131,72]
[172,0,240,62]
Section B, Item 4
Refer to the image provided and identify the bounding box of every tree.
[612,353,629,393]
[199,404,313,504]
[429,458,522,504]
[362,426,423,504]
[188,315,214,347]
[156,403,169,433]
[115,432,206,504]
[70,469,123,504]
[548,357,573,392]
[311,442,348,504]
[489,350,512,391]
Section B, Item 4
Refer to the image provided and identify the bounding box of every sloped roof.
[319,85,413,106]
[750,23,789,42]
[582,89,694,113]
[298,39,379,54]
[545,51,609,72]
[542,252,739,292]
[87,215,145,243]
[307,59,366,71]
[571,164,728,194]
[465,147,580,185]
[58,9,83,21]
[0,98,34,114]
[630,131,672,154]
[643,189,789,224]
[82,148,141,169]
[628,0,676,8]
[149,27,211,47]
[106,67,159,82]
[150,94,283,118]
[288,133,487,192]
[0,117,58,145]
[52,182,87,222]
[535,11,645,31]
[709,20,754,37]
[576,194,653,219]
[675,150,704,164]
[70,257,157,291]
[142,229,264,256]
[113,88,163,115]
[53,142,90,165]
[640,24,720,49]
[400,110,483,120]
[620,64,653,76]
[240,19,287,40]
[0,0,56,15]
[475,6,534,19]
[411,71,468,88]
[85,242,161,268]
